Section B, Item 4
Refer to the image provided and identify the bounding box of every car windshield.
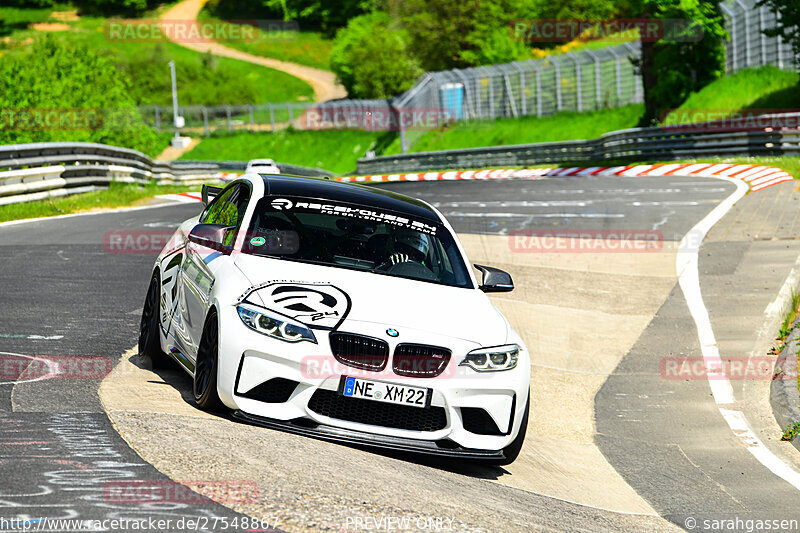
[242,196,473,288]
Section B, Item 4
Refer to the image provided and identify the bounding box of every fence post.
[287,102,294,124]
[398,105,409,153]
[513,63,526,116]
[248,104,254,131]
[621,43,642,104]
[225,105,231,132]
[566,53,582,113]
[503,74,518,117]
[454,70,473,119]
[154,105,160,132]
[554,60,562,112]
[719,4,737,73]
[734,0,751,68]
[584,50,602,110]
[269,103,275,131]
[488,76,495,118]
[758,6,767,66]
[202,106,209,136]
[535,68,542,117]
[475,77,482,118]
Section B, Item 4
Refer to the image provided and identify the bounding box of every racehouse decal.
[244,282,351,330]
[269,197,438,235]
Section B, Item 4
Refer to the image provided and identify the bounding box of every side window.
[201,183,250,228]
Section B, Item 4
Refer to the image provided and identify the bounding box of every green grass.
[0,182,198,223]
[528,28,640,59]
[376,68,800,156]
[0,10,313,105]
[0,6,57,36]
[179,129,389,174]
[383,105,643,155]
[197,10,334,71]
[778,289,800,340]
[781,422,800,441]
[663,66,800,125]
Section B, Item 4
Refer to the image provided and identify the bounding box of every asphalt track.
[2,175,800,532]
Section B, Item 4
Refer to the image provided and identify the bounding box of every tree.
[631,0,727,126]
[757,0,800,69]
[206,0,373,36]
[388,0,530,70]
[526,0,621,21]
[72,0,159,16]
[0,37,164,156]
[3,1,55,6]
[329,12,422,98]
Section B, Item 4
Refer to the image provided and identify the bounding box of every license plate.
[340,376,431,409]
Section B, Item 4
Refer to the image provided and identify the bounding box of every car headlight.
[460,344,519,372]
[236,303,316,344]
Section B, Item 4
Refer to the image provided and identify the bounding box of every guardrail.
[0,143,331,206]
[177,160,331,177]
[355,115,800,175]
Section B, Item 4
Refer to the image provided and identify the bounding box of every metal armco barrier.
[177,160,330,177]
[0,143,330,206]
[355,114,800,175]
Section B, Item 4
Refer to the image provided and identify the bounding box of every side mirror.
[188,223,236,254]
[474,264,514,293]
[201,184,223,206]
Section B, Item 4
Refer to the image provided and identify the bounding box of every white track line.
[677,175,800,491]
[0,199,193,228]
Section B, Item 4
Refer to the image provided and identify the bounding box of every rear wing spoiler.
[201,184,223,206]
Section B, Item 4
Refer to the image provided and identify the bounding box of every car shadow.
[129,353,510,480]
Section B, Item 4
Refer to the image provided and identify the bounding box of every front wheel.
[139,271,167,369]
[194,310,224,411]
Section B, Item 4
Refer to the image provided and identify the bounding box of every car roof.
[248,159,276,165]
[260,174,440,223]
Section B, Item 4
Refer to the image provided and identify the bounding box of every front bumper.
[217,306,531,452]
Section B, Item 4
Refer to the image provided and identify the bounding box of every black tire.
[493,391,530,466]
[194,310,224,411]
[139,271,167,369]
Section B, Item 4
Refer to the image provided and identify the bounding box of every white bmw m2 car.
[139,173,530,464]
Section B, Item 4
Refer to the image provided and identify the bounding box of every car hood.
[233,254,508,345]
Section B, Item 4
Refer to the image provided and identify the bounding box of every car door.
[179,182,251,361]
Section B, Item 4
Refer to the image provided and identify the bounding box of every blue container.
[439,83,464,121]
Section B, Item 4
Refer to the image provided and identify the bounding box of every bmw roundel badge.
[386,329,399,338]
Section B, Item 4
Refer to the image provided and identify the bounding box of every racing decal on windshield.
[271,198,293,210]
[268,197,438,235]
[245,282,351,330]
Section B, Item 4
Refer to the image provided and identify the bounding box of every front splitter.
[232,410,505,461]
